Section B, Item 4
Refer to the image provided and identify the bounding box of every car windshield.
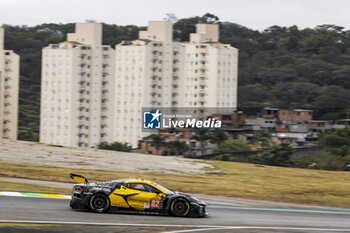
[151,182,174,194]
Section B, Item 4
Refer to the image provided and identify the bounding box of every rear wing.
[70,173,89,185]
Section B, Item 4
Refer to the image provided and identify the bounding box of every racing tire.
[89,194,110,213]
[170,198,190,217]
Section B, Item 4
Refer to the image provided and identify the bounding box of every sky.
[0,0,349,31]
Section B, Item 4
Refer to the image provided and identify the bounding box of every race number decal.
[150,197,161,208]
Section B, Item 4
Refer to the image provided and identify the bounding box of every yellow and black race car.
[69,174,207,217]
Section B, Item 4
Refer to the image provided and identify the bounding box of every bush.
[213,139,250,153]
[293,153,350,171]
[249,143,294,167]
[98,142,131,152]
[213,154,233,161]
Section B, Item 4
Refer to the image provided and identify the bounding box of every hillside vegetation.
[2,13,350,141]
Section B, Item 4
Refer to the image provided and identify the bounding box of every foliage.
[293,153,350,171]
[191,128,212,155]
[166,140,189,155]
[210,128,228,146]
[97,142,131,152]
[318,127,350,148]
[251,130,274,148]
[213,139,250,161]
[249,143,294,166]
[3,14,350,141]
[146,134,168,154]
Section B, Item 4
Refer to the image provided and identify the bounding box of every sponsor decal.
[150,197,161,208]
[144,202,150,208]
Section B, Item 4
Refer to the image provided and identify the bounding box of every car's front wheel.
[89,194,110,213]
[170,198,190,217]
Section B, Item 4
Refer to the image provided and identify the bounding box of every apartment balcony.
[102,68,108,74]
[199,89,206,94]
[199,79,206,86]
[102,80,109,86]
[80,85,88,90]
[2,114,10,120]
[198,100,206,106]
[79,128,88,134]
[80,59,88,64]
[4,81,11,89]
[200,56,206,62]
[101,119,107,126]
[4,64,12,71]
[3,98,10,105]
[3,106,10,113]
[151,89,159,95]
[102,94,108,99]
[80,68,87,74]
[101,103,108,109]
[3,89,11,96]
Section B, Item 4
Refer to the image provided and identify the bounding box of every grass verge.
[0,180,70,194]
[0,161,350,207]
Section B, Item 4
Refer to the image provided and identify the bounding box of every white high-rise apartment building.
[0,28,20,140]
[40,21,238,148]
[40,23,115,147]
[115,21,238,147]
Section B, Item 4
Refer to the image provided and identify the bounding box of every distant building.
[40,23,115,147]
[0,28,20,140]
[114,21,238,147]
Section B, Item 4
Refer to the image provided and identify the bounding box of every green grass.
[0,180,70,194]
[1,161,350,207]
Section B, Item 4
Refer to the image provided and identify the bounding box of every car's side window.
[143,184,161,193]
[127,183,147,191]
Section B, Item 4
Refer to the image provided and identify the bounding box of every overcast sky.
[0,0,348,31]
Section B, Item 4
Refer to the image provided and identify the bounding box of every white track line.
[166,226,350,233]
[0,220,350,232]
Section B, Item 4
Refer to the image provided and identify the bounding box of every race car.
[69,173,207,217]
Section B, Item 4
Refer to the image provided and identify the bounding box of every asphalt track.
[0,196,350,233]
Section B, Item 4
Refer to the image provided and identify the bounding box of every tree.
[147,134,167,155]
[191,128,211,155]
[210,128,228,148]
[249,143,294,167]
[252,130,273,148]
[98,142,131,152]
[213,139,250,154]
[166,140,189,155]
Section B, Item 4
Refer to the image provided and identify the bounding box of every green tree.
[166,140,189,155]
[249,143,294,167]
[213,138,250,154]
[98,142,131,152]
[252,130,273,148]
[210,128,228,148]
[191,128,211,155]
[147,134,167,155]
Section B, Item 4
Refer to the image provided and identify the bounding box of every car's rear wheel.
[170,198,190,217]
[89,194,110,213]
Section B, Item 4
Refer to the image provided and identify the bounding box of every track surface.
[0,196,349,233]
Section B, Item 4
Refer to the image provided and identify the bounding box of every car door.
[126,183,163,210]
[109,184,141,208]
